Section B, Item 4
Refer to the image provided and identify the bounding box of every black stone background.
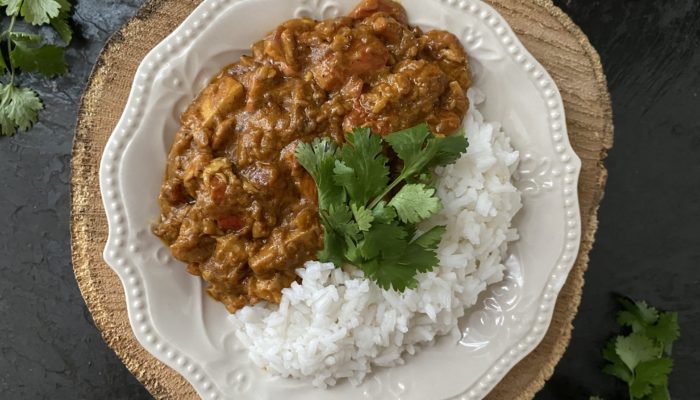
[0,0,698,399]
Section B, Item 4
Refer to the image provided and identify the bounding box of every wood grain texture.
[69,0,613,398]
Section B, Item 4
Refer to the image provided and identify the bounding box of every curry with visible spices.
[153,0,472,313]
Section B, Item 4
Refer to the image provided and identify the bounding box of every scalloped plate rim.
[98,0,582,399]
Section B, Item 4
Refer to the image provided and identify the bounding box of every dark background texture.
[0,0,698,399]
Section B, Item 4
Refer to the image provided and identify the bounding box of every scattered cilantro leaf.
[647,312,680,355]
[602,362,633,384]
[296,124,468,291]
[0,0,73,136]
[20,0,61,26]
[647,384,670,400]
[602,336,623,364]
[0,0,22,16]
[0,83,43,135]
[9,31,43,46]
[630,358,673,398]
[618,298,659,332]
[10,42,67,77]
[50,0,72,43]
[599,297,680,400]
[616,333,659,371]
[388,183,442,224]
[602,338,632,383]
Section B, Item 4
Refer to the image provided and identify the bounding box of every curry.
[153,0,472,313]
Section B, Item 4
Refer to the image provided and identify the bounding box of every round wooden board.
[70,0,613,398]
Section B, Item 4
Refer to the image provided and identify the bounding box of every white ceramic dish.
[99,0,582,399]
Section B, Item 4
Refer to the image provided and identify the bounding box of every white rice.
[228,89,522,387]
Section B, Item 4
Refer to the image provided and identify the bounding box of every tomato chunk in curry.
[153,0,472,313]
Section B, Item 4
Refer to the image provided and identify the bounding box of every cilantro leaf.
[427,133,469,168]
[295,138,332,177]
[371,201,397,224]
[602,363,632,384]
[647,312,680,355]
[618,298,659,332]
[9,32,43,46]
[295,138,345,211]
[412,226,446,249]
[385,123,435,178]
[361,239,439,291]
[388,183,442,224]
[7,32,68,78]
[615,299,679,355]
[317,204,359,266]
[630,358,673,398]
[295,124,464,291]
[0,1,72,136]
[399,241,439,273]
[383,123,431,167]
[357,223,408,261]
[601,298,680,400]
[343,237,361,264]
[322,204,360,241]
[615,333,660,371]
[359,258,417,292]
[385,123,468,180]
[617,310,648,333]
[0,84,43,136]
[10,42,67,77]
[317,228,345,266]
[647,384,671,400]
[351,204,374,231]
[20,0,61,26]
[0,0,22,16]
[50,0,72,43]
[334,128,389,206]
[603,336,624,365]
[602,337,633,383]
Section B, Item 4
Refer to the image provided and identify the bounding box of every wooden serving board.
[70,0,613,398]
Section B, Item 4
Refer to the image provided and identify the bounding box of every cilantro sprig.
[593,297,680,400]
[295,123,468,291]
[1,0,72,136]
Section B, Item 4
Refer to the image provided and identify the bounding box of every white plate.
[99,0,582,399]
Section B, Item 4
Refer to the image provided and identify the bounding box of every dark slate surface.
[0,0,698,399]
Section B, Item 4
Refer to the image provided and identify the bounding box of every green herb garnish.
[592,297,680,400]
[1,0,72,136]
[295,123,468,291]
